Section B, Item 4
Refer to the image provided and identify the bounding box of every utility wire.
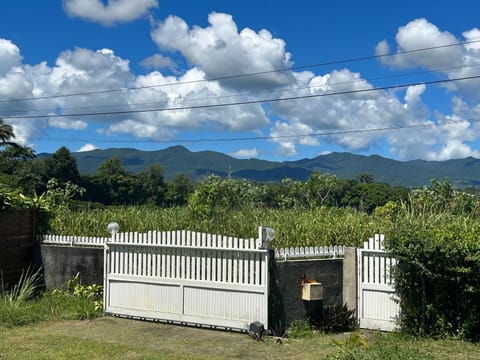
[1,38,479,104]
[3,73,480,120]
[26,113,471,145]
[3,62,480,117]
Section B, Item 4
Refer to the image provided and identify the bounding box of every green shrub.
[387,217,480,341]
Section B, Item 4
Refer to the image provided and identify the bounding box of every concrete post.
[342,246,357,314]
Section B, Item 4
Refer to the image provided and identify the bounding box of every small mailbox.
[302,282,324,301]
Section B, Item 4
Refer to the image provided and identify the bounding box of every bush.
[387,217,480,341]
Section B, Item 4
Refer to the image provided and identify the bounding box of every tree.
[45,146,81,184]
[165,174,193,206]
[357,172,374,184]
[305,172,337,208]
[97,157,126,178]
[0,119,15,146]
[91,157,140,205]
[138,164,166,205]
[0,119,37,193]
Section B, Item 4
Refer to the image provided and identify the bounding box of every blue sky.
[1,1,480,161]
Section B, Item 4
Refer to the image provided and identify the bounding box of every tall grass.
[0,267,43,327]
[48,205,393,247]
[1,267,41,307]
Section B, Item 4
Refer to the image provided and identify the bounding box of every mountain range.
[46,146,480,188]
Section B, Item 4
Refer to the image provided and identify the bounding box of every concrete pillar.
[342,247,357,314]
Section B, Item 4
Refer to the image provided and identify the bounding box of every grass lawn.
[1,316,480,360]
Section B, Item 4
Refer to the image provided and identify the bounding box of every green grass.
[1,317,480,360]
[1,277,479,360]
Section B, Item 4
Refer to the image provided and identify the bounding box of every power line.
[3,73,480,120]
[27,112,473,145]
[1,38,479,104]
[3,62,480,117]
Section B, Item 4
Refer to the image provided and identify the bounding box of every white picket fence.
[42,234,109,247]
[103,228,271,332]
[42,231,399,332]
[42,234,343,260]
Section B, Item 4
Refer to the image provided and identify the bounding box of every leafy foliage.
[45,146,81,185]
[387,180,480,341]
[53,273,103,319]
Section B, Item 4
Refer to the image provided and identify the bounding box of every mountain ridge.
[38,146,480,187]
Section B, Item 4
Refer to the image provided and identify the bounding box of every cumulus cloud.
[2,14,480,162]
[267,68,442,159]
[0,39,22,76]
[376,18,480,98]
[140,54,177,71]
[0,37,270,147]
[63,0,158,26]
[76,143,98,152]
[270,69,399,151]
[151,12,294,90]
[49,118,88,130]
[230,148,259,158]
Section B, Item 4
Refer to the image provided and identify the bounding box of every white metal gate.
[357,234,399,331]
[103,228,271,332]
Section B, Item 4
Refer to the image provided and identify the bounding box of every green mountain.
[39,146,480,187]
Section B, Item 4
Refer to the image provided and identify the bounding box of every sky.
[1,1,480,161]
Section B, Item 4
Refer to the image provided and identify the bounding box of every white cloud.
[3,14,480,162]
[266,68,475,161]
[269,69,407,153]
[376,18,480,98]
[269,121,317,157]
[376,19,461,69]
[49,118,87,130]
[0,39,22,76]
[63,0,158,26]
[230,148,259,158]
[140,54,177,71]
[151,12,294,90]
[319,151,332,156]
[76,143,98,152]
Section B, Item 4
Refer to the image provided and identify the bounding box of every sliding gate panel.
[104,230,270,331]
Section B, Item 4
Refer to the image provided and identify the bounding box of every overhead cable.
[1,38,479,104]
[3,73,480,120]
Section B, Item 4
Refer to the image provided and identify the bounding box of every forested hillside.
[37,146,480,187]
